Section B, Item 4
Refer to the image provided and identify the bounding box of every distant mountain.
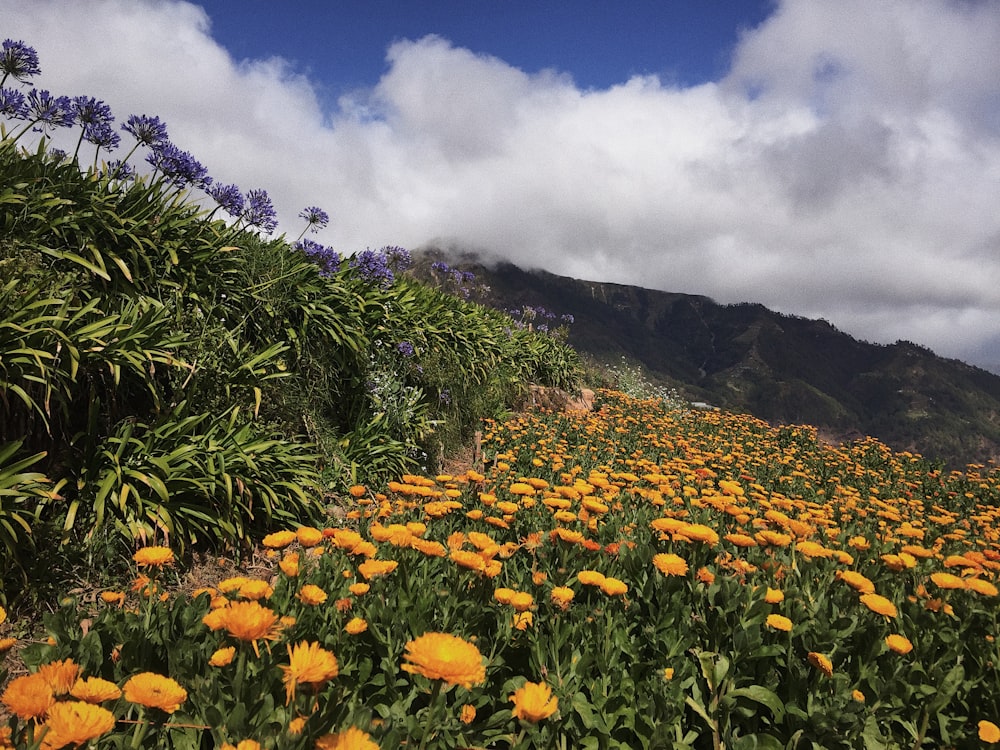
[411,249,1000,468]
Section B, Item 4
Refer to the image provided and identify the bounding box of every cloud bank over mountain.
[6,0,1000,368]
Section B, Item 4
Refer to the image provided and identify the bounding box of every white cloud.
[5,0,1000,370]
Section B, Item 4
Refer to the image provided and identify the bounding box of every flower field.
[4,389,1000,748]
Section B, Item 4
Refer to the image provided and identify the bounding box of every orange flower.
[600,577,628,596]
[122,672,187,713]
[550,586,575,609]
[577,570,607,587]
[724,533,757,548]
[807,652,833,677]
[70,677,122,703]
[510,681,559,722]
[852,689,866,703]
[979,720,1000,743]
[203,601,282,654]
[764,588,784,604]
[41,701,116,747]
[209,647,236,667]
[349,582,371,596]
[279,552,300,577]
[35,659,78,696]
[450,550,486,572]
[100,591,126,605]
[281,641,339,705]
[460,703,476,724]
[237,579,274,600]
[966,578,999,597]
[314,727,380,750]
[838,570,876,594]
[262,530,297,548]
[653,553,688,577]
[493,587,516,605]
[296,526,324,547]
[358,559,398,579]
[345,617,368,635]
[401,632,486,689]
[513,611,534,630]
[1,673,55,720]
[860,593,898,618]
[885,634,913,654]
[133,545,174,567]
[930,572,967,590]
[677,523,719,545]
[765,614,793,632]
[221,742,262,750]
[510,592,534,612]
[0,637,16,654]
[297,584,328,606]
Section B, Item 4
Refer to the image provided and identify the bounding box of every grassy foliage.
[0,135,580,601]
[4,390,1000,747]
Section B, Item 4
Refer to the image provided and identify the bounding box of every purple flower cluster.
[295,238,341,277]
[298,206,329,233]
[25,88,74,129]
[349,246,412,288]
[208,183,245,218]
[122,114,169,148]
[1,39,41,85]
[0,87,26,118]
[146,142,210,190]
[243,188,278,233]
[396,341,415,358]
[72,96,120,153]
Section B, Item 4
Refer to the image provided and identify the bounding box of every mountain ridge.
[411,248,1000,468]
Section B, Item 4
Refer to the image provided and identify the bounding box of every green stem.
[417,680,444,750]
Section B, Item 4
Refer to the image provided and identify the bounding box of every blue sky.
[195,1,775,99]
[5,0,1000,371]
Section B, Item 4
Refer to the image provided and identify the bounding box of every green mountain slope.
[412,250,1000,468]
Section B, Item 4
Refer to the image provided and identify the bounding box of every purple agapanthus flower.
[105,159,135,181]
[208,183,245,218]
[243,188,278,233]
[295,238,340,277]
[146,141,210,190]
[0,40,41,85]
[122,114,169,148]
[396,341,415,358]
[72,96,114,128]
[431,261,451,274]
[0,87,27,119]
[83,121,121,152]
[298,206,329,232]
[384,245,412,273]
[25,89,74,129]
[349,248,394,288]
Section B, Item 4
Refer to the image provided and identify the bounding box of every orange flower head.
[765,614,793,632]
[358,559,399,579]
[513,611,534,630]
[510,592,534,612]
[220,742,263,750]
[262,530,297,548]
[860,593,898,618]
[70,676,122,703]
[345,617,368,635]
[930,572,967,590]
[838,571,876,594]
[37,659,80,695]
[979,721,1000,743]
[279,552,300,577]
[281,641,339,704]
[511,681,559,722]
[764,588,784,604]
[42,701,116,747]
[653,553,688,577]
[401,632,486,689]
[807,652,833,677]
[296,526,324,547]
[550,586,575,609]
[885,634,914,654]
[966,578,999,597]
[122,672,187,713]
[209,647,236,667]
[1,673,55,720]
[297,584,328,606]
[314,727,380,750]
[600,577,629,596]
[576,570,607,587]
[133,546,174,567]
[460,703,476,724]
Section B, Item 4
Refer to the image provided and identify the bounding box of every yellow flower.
[510,681,559,722]
[262,530,298,548]
[460,703,476,724]
[122,672,187,713]
[653,553,688,577]
[966,578,999,597]
[550,586,575,609]
[349,582,371,596]
[281,641,339,705]
[345,617,368,635]
[401,632,486,689]
[1,673,55,720]
[0,637,16,653]
[765,614,793,632]
[852,689,866,703]
[510,591,534,612]
[979,720,1000,743]
[0,605,4,626]
[132,545,174,567]
[41,701,116,747]
[764,588,784,604]
[237,579,273,600]
[288,716,307,735]
[314,727,380,750]
[203,601,282,655]
[600,577,628,596]
[513,611,534,630]
[576,570,607,587]
[860,593,898,618]
[807,652,833,677]
[493,587,516,605]
[663,667,675,681]
[297,584,328,606]
[70,676,122,703]
[885,634,914,654]
[100,591,126,605]
[209,647,236,667]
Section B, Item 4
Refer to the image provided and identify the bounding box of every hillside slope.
[412,250,1000,468]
